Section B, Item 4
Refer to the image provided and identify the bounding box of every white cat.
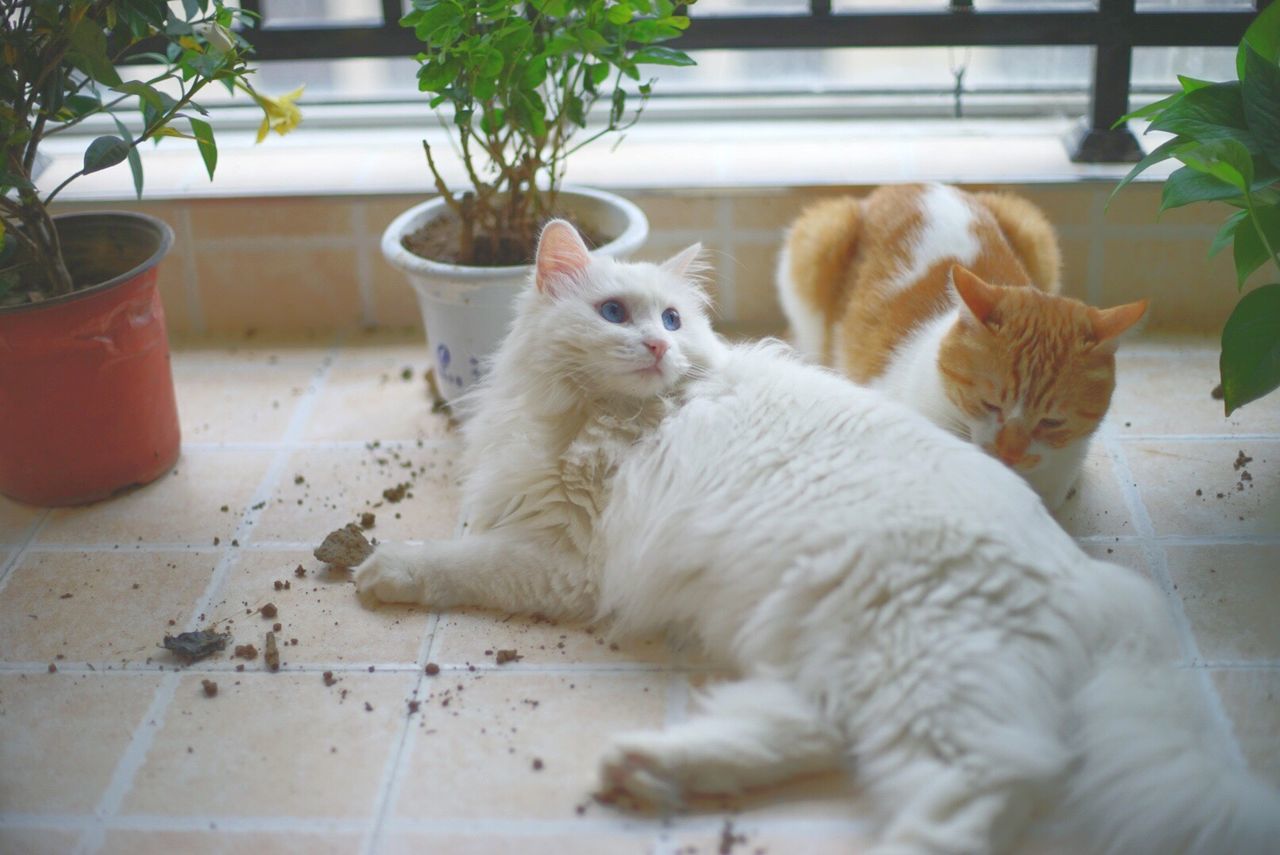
[355,221,1278,855]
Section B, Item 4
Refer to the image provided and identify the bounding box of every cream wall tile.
[1054,235,1093,302]
[626,192,719,232]
[0,551,215,664]
[732,188,857,232]
[100,830,362,855]
[248,445,460,544]
[1102,185,1233,228]
[368,251,426,332]
[207,549,427,666]
[432,609,671,668]
[1211,670,1280,789]
[195,248,361,335]
[364,197,432,240]
[121,673,413,818]
[726,241,786,328]
[38,449,274,546]
[1122,440,1280,538]
[1097,237,1239,332]
[393,672,668,820]
[0,672,162,813]
[188,198,354,240]
[1010,183,1101,228]
[1166,545,1280,662]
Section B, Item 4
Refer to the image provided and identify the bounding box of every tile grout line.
[72,338,345,855]
[0,511,52,598]
[1100,427,1249,772]
[361,611,446,855]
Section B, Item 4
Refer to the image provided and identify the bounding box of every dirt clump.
[314,524,374,567]
[382,482,411,503]
[323,671,337,687]
[163,629,230,662]
[234,644,258,660]
[360,512,376,530]
[495,649,521,665]
[201,679,218,698]
[260,603,278,619]
[264,632,280,671]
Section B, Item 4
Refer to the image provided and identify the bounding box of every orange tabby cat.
[777,183,1147,510]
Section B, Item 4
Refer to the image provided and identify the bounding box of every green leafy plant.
[402,0,696,266]
[0,0,302,304]
[1112,4,1280,416]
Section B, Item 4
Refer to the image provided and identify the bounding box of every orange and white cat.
[777,183,1147,510]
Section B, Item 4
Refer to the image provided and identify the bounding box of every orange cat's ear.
[1089,299,1149,350]
[535,219,592,297]
[951,265,1000,328]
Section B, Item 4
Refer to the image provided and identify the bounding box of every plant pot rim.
[380,185,648,280]
[1,210,175,316]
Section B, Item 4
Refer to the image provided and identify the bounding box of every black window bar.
[225,0,1264,163]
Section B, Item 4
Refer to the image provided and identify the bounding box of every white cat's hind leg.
[597,678,844,806]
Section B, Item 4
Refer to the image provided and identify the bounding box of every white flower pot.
[380,187,649,402]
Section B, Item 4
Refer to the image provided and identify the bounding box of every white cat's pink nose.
[644,340,668,362]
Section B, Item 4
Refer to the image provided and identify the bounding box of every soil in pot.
[1,218,156,308]
[403,209,610,267]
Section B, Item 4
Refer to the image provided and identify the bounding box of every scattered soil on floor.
[260,603,278,619]
[314,524,374,567]
[264,632,280,672]
[163,630,230,662]
[234,644,258,660]
[425,663,440,676]
[718,820,748,854]
[201,679,218,698]
[1211,383,1225,400]
[323,671,337,687]
[360,512,376,530]
[382,482,410,503]
[495,649,521,665]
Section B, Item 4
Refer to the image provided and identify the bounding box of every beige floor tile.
[206,549,428,666]
[1077,541,1149,578]
[38,450,275,546]
[394,671,668,820]
[1053,443,1134,538]
[1122,441,1280,538]
[301,346,453,443]
[0,551,215,665]
[249,445,460,544]
[100,829,362,855]
[382,832,655,855]
[432,609,673,668]
[1111,345,1280,436]
[172,348,325,443]
[0,495,42,544]
[0,827,82,855]
[1166,546,1280,662]
[122,673,412,818]
[1211,669,1280,789]
[0,672,162,813]
[669,825,871,855]
[682,771,865,823]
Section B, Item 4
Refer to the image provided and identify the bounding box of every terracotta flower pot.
[0,212,180,507]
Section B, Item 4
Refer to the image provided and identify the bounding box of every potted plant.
[0,0,301,506]
[382,0,696,401]
[1112,3,1280,416]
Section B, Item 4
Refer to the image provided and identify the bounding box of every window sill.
[38,115,1170,204]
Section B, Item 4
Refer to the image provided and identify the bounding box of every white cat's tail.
[1064,653,1280,855]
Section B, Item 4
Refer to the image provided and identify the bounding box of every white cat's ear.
[661,243,705,279]
[1089,299,1148,351]
[951,265,1000,328]
[535,219,592,297]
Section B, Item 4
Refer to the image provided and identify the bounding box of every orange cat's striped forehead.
[940,287,1118,432]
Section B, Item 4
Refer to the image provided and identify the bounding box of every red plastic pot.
[0,212,180,506]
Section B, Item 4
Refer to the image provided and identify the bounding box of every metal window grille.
[229,0,1265,162]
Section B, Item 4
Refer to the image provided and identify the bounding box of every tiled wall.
[54,181,1249,339]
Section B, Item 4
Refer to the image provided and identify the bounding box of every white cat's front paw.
[597,739,683,808]
[354,545,428,604]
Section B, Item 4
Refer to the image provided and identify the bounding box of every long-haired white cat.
[355,221,1278,854]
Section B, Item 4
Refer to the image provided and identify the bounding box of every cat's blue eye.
[662,308,681,331]
[599,300,627,324]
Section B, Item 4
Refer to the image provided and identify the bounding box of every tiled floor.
[1,334,1277,855]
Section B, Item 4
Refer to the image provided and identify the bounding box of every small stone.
[201,679,218,698]
[425,663,440,676]
[359,511,376,530]
[495,649,521,665]
[260,603,278,619]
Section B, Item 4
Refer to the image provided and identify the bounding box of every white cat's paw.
[354,545,428,604]
[596,735,684,808]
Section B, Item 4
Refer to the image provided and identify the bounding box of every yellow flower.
[242,84,305,143]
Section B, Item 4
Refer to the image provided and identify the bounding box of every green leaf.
[112,80,167,112]
[111,115,144,200]
[1177,138,1255,192]
[607,3,633,25]
[589,62,611,87]
[1237,1,1280,80]
[1115,91,1184,128]
[479,49,504,79]
[632,45,696,67]
[82,136,130,175]
[188,117,217,180]
[1242,46,1280,169]
[1149,82,1257,151]
[1232,206,1280,290]
[1178,75,1214,93]
[68,17,123,86]
[1220,282,1280,415]
[1160,165,1267,211]
[610,87,626,126]
[479,107,505,135]
[1209,209,1249,258]
[1108,137,1189,207]
[522,57,548,90]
